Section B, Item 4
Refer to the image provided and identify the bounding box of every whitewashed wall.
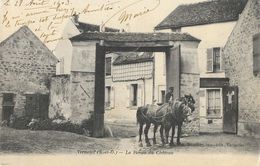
[181,21,237,78]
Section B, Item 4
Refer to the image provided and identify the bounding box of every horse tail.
[136,106,146,125]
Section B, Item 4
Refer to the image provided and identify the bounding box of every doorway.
[223,86,238,134]
[2,93,15,125]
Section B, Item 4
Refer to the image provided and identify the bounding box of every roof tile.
[70,32,200,42]
[155,0,248,30]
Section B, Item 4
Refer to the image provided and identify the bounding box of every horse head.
[182,104,192,123]
[179,94,195,123]
[184,94,195,113]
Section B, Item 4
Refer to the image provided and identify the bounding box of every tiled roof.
[112,52,153,65]
[76,22,119,32]
[70,32,200,42]
[155,0,248,30]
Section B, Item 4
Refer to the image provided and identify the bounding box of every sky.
[0,0,204,50]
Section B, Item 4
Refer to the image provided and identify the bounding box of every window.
[207,89,221,118]
[130,84,138,106]
[105,57,112,76]
[161,90,165,103]
[105,86,111,108]
[207,47,222,72]
[213,48,221,72]
[253,33,260,76]
[171,28,181,32]
[3,93,14,105]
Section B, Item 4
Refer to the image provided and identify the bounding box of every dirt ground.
[1,126,260,156]
[0,127,120,154]
[108,123,260,155]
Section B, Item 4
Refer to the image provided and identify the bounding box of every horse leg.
[138,123,144,147]
[165,124,171,145]
[160,125,165,146]
[177,122,183,145]
[169,123,176,146]
[144,123,151,147]
[153,124,158,145]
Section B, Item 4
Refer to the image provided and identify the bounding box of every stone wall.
[49,72,95,124]
[180,73,200,135]
[222,0,260,138]
[49,75,71,119]
[70,71,95,123]
[178,41,200,135]
[0,26,57,120]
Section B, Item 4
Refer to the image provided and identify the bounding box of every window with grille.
[207,89,221,118]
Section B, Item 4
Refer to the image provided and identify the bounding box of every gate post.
[165,46,181,100]
[93,44,105,137]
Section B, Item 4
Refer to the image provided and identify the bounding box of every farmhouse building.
[0,26,58,124]
[155,0,248,133]
[54,16,119,75]
[222,0,260,138]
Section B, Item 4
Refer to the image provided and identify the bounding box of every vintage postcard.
[0,0,259,165]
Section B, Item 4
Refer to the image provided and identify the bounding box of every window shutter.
[207,48,213,72]
[220,47,225,71]
[110,86,115,108]
[253,33,260,76]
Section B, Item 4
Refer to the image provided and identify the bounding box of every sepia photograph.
[0,0,259,165]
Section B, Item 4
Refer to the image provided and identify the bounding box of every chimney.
[72,14,79,25]
[125,23,131,32]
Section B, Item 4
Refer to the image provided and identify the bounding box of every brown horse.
[136,94,195,147]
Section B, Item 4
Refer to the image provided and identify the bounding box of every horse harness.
[141,99,190,124]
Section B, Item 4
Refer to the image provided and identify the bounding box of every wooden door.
[39,94,49,119]
[223,86,238,134]
[26,94,49,119]
[2,94,15,123]
[25,94,37,118]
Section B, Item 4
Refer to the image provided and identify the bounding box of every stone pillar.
[166,46,181,100]
[180,41,200,135]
